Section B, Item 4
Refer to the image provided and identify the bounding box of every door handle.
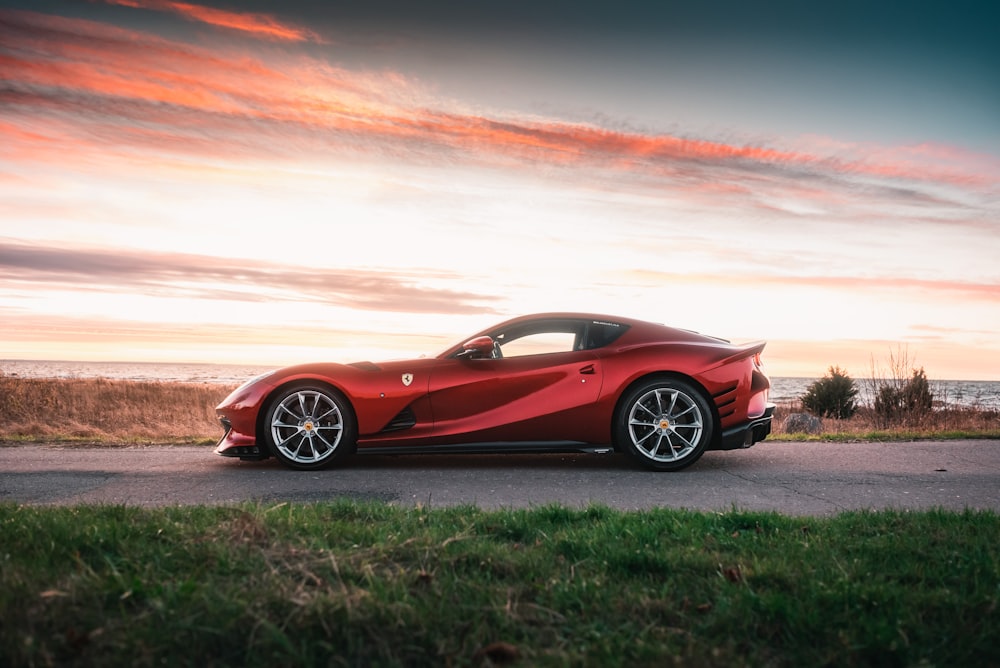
[579,364,596,375]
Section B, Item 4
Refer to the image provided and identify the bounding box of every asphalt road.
[2,440,998,515]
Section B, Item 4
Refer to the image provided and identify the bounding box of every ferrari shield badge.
[401,373,413,387]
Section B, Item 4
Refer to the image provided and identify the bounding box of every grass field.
[1,375,997,445]
[770,402,1000,441]
[2,502,998,667]
[0,375,231,444]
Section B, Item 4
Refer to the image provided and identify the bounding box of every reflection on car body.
[215,313,775,471]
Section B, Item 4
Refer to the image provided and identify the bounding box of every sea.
[2,359,999,411]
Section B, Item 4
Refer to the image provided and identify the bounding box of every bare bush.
[867,346,934,429]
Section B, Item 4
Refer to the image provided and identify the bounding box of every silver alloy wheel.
[627,387,704,463]
[269,389,345,465]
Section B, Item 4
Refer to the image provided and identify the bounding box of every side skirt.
[356,441,616,456]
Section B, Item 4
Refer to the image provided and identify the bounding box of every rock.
[783,412,823,434]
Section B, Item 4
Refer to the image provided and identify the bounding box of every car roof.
[436,312,728,358]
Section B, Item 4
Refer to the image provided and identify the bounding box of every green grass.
[2,503,998,667]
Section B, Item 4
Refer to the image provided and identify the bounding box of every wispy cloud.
[2,5,998,375]
[2,7,995,206]
[100,0,323,42]
[0,242,499,315]
[0,310,459,364]
[625,269,1000,303]
[0,312,445,350]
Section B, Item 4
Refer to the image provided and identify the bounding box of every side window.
[585,322,628,349]
[500,331,577,357]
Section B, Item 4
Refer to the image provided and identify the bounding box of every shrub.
[902,367,934,413]
[801,366,858,419]
[874,367,934,427]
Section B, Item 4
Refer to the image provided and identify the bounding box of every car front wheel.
[264,383,356,470]
[615,378,714,471]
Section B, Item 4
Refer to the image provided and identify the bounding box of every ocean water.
[0,359,274,385]
[764,375,1000,411]
[2,359,998,410]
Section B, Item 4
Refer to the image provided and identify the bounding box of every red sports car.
[215,313,774,471]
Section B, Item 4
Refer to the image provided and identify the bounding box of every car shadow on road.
[348,452,639,471]
[215,450,762,473]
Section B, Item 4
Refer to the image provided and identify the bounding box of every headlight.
[232,369,277,394]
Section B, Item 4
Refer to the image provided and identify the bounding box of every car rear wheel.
[264,383,356,470]
[615,378,714,471]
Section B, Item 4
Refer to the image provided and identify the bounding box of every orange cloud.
[101,0,322,42]
[2,8,995,207]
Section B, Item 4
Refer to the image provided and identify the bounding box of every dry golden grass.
[1,375,996,444]
[772,401,1000,440]
[0,375,236,443]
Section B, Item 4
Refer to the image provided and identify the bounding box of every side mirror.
[458,335,496,359]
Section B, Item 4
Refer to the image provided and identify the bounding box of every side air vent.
[381,407,417,433]
[712,384,739,419]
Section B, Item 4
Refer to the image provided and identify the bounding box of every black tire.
[263,383,357,470]
[614,377,714,471]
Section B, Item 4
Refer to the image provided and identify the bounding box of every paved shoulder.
[1,441,998,514]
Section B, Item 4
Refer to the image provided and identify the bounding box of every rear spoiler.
[718,340,767,366]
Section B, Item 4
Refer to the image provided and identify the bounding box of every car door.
[426,349,604,444]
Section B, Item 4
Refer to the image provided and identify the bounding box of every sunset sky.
[1,0,998,380]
